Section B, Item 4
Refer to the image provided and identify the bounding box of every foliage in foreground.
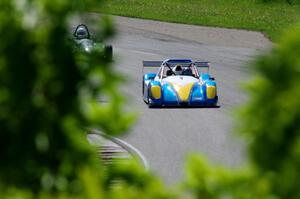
[185,23,300,199]
[0,0,137,197]
[1,0,300,198]
[237,23,300,198]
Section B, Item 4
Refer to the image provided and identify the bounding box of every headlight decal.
[150,85,161,99]
[206,85,216,99]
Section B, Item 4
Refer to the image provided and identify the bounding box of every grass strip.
[89,0,300,41]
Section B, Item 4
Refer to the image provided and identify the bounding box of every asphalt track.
[78,14,271,184]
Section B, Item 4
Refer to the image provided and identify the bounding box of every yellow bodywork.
[171,83,194,101]
[151,85,161,99]
[206,86,216,99]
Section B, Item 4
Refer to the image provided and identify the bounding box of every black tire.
[148,104,155,108]
[104,45,113,61]
[142,79,144,95]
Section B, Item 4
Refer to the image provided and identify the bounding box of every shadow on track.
[148,105,221,109]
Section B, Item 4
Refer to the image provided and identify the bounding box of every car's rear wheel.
[142,81,151,104]
[104,45,113,61]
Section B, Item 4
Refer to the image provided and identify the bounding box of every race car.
[142,58,218,107]
[72,24,113,60]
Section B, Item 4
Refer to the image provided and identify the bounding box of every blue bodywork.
[142,59,218,107]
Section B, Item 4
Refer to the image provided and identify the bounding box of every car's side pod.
[142,74,162,106]
[148,81,162,106]
[205,81,217,100]
[149,81,162,100]
[200,73,212,82]
[200,73,218,105]
[144,73,156,81]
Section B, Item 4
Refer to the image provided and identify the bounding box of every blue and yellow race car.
[142,58,218,107]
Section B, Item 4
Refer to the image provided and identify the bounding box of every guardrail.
[87,129,149,170]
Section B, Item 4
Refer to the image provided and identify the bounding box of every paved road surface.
[75,14,271,184]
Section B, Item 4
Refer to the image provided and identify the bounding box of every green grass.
[89,0,300,41]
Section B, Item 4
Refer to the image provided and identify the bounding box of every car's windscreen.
[160,64,199,78]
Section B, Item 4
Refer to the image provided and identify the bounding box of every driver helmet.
[173,64,183,75]
[74,24,90,40]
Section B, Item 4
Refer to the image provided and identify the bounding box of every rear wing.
[143,61,163,67]
[143,60,210,68]
[194,61,210,68]
[142,60,210,74]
